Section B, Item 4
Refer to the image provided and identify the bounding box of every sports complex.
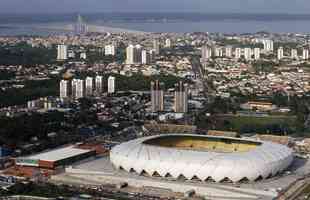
[110,134,294,183]
[50,133,310,199]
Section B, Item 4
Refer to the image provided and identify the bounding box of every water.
[102,20,310,34]
[1,13,310,35]
[0,25,70,36]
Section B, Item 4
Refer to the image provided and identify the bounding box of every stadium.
[110,134,294,183]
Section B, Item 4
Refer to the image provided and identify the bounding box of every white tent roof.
[110,134,293,183]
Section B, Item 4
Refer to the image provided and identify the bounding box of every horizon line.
[1,11,310,15]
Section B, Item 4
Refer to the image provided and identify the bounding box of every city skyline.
[1,0,310,198]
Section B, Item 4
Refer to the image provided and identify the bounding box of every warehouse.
[16,145,96,169]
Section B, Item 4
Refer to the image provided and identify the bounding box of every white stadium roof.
[110,134,294,183]
[26,146,92,162]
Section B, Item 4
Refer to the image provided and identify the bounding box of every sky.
[1,0,310,14]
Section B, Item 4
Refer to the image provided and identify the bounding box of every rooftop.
[25,145,93,162]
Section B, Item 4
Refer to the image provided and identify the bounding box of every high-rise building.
[126,44,142,64]
[153,39,160,55]
[141,50,149,64]
[85,77,93,97]
[95,75,103,94]
[108,76,115,94]
[105,45,116,56]
[59,80,69,99]
[244,48,252,60]
[201,46,212,62]
[235,48,242,59]
[291,49,298,59]
[71,79,78,99]
[165,38,172,48]
[174,81,188,113]
[225,46,232,58]
[57,44,68,60]
[151,80,164,113]
[214,47,223,57]
[254,48,261,60]
[141,49,155,64]
[72,79,84,99]
[277,47,284,60]
[262,39,274,52]
[149,49,155,64]
[126,45,135,64]
[74,14,88,35]
[219,48,223,57]
[76,79,85,99]
[134,45,142,63]
[303,49,309,60]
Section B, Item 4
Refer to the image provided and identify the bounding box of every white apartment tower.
[59,80,69,99]
[105,45,116,56]
[214,47,223,57]
[303,49,309,60]
[291,49,298,59]
[142,50,153,64]
[277,47,284,60]
[95,75,103,94]
[71,79,78,99]
[225,46,232,58]
[254,48,260,60]
[73,79,85,99]
[153,39,160,55]
[108,76,115,94]
[244,48,252,60]
[85,77,93,97]
[57,44,68,60]
[126,45,142,64]
[235,48,242,59]
[262,39,274,52]
[165,38,172,48]
[201,46,212,62]
[126,45,135,64]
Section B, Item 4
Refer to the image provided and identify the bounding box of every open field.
[199,114,300,135]
[226,115,297,131]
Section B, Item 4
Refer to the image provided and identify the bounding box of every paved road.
[52,166,277,200]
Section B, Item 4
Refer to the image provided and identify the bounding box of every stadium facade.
[110,134,294,183]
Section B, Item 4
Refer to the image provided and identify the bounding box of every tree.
[78,98,93,110]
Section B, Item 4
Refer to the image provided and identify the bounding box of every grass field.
[227,115,297,129]
[224,114,299,134]
[196,114,300,135]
